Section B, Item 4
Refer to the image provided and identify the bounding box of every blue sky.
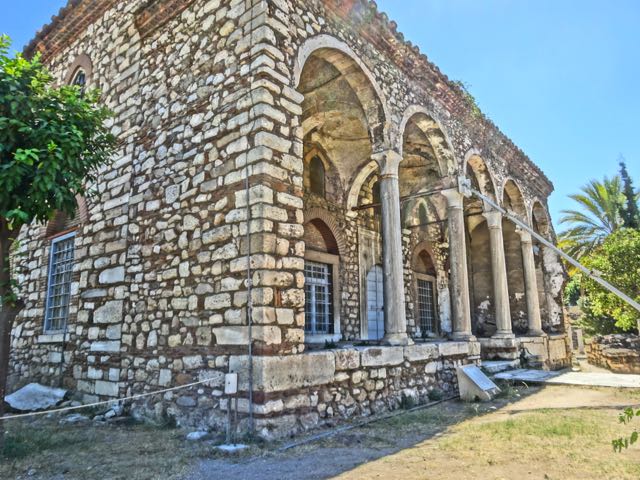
[2,0,639,228]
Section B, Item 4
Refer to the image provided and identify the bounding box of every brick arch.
[294,34,391,149]
[304,208,347,259]
[63,53,93,86]
[43,195,89,238]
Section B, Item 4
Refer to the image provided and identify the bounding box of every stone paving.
[495,368,640,388]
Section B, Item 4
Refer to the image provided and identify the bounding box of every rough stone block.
[229,352,335,392]
[360,347,404,367]
[438,342,470,357]
[404,344,438,362]
[334,349,360,371]
[93,301,124,324]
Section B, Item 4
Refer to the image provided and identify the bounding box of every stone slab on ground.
[5,383,67,411]
[456,365,501,402]
[495,369,640,388]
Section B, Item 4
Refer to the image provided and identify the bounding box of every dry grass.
[2,385,640,480]
[0,418,217,480]
[335,388,640,480]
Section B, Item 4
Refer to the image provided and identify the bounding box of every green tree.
[558,176,625,259]
[0,36,115,448]
[581,229,640,333]
[619,159,640,229]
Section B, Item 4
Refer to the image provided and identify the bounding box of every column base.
[450,332,477,342]
[526,329,547,337]
[492,331,515,340]
[381,333,414,346]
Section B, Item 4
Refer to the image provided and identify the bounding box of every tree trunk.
[0,221,23,453]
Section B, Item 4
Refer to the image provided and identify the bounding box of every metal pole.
[389,175,640,316]
[462,182,640,315]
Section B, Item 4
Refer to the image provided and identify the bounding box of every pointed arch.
[304,208,348,259]
[397,105,458,177]
[464,150,498,202]
[295,34,390,150]
[502,178,529,223]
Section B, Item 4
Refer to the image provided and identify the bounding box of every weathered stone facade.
[9,0,570,438]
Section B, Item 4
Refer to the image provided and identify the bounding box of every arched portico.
[296,35,411,345]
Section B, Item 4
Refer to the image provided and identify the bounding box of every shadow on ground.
[185,382,538,480]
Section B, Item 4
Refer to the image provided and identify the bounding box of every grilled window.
[44,233,76,332]
[417,277,437,335]
[304,261,333,334]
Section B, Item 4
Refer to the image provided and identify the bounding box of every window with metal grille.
[44,232,76,332]
[304,261,333,334]
[417,278,437,335]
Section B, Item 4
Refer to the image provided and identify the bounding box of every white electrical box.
[224,373,238,395]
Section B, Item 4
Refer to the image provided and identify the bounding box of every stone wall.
[226,341,480,439]
[587,335,640,374]
[9,0,570,439]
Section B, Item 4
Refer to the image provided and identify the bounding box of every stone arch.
[501,179,529,333]
[397,105,457,177]
[346,159,379,215]
[63,53,93,86]
[502,178,529,223]
[403,196,442,228]
[412,241,437,275]
[294,34,390,149]
[531,200,553,239]
[464,151,498,202]
[304,208,348,259]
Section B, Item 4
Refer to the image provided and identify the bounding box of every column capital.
[441,188,464,209]
[371,149,403,177]
[482,210,503,229]
[516,227,533,244]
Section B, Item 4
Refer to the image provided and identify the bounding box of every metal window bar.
[304,261,333,334]
[417,279,436,334]
[44,233,76,332]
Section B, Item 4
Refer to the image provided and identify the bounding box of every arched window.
[309,156,326,197]
[414,248,438,337]
[303,218,341,341]
[72,69,86,88]
[42,197,87,333]
[64,54,93,93]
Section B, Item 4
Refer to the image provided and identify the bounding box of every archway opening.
[502,180,527,334]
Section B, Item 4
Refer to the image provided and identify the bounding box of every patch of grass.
[2,427,85,459]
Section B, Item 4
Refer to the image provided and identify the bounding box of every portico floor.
[495,368,640,388]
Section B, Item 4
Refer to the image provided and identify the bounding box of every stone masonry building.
[9,0,570,438]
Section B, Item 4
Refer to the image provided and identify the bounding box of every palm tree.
[558,176,625,259]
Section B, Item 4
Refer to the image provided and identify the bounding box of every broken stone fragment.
[5,383,68,412]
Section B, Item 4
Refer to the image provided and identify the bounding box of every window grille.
[72,69,87,95]
[417,278,436,335]
[304,261,333,334]
[44,232,76,332]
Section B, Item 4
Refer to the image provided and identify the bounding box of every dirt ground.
[3,384,640,480]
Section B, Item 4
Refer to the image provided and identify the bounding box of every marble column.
[517,229,545,336]
[372,150,412,346]
[441,189,474,340]
[483,210,514,338]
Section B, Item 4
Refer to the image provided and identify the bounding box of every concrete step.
[482,359,521,374]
